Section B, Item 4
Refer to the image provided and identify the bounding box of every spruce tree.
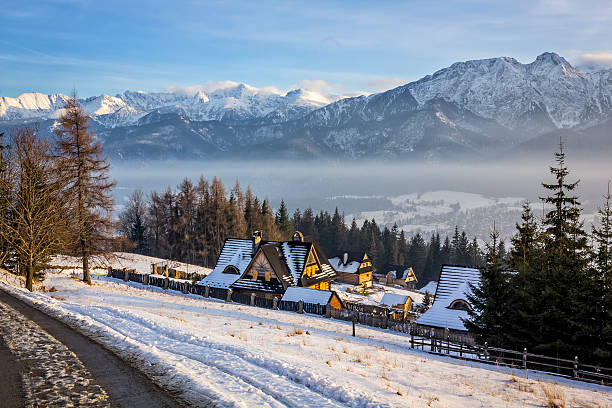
[591,182,612,363]
[538,137,591,359]
[55,93,115,284]
[275,200,293,239]
[465,228,513,347]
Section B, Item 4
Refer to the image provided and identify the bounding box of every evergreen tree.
[465,228,513,347]
[537,137,591,359]
[275,200,293,239]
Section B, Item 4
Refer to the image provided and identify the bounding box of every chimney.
[343,252,349,266]
[252,230,262,257]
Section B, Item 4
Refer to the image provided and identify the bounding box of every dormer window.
[223,265,240,274]
[448,299,471,311]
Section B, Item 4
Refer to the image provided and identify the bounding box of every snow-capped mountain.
[1,52,612,161]
[0,82,340,127]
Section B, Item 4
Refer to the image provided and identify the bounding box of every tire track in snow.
[67,303,357,408]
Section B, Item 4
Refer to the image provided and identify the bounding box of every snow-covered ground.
[1,263,609,408]
[333,282,425,307]
[52,252,212,277]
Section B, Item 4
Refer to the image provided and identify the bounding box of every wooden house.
[328,252,374,288]
[227,231,337,298]
[382,266,418,289]
[281,287,343,310]
[415,265,480,336]
[380,293,413,312]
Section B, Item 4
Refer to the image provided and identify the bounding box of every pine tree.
[465,227,513,347]
[591,182,612,363]
[55,93,115,284]
[275,200,293,239]
[537,137,591,359]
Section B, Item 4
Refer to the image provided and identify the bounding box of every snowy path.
[61,303,357,408]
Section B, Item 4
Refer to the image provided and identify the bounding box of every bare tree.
[55,93,116,284]
[0,128,67,290]
[119,189,149,254]
[0,132,11,267]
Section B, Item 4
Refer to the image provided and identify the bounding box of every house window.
[265,271,271,282]
[449,299,471,311]
[252,270,258,280]
[223,265,240,274]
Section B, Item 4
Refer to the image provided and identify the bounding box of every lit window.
[252,270,258,280]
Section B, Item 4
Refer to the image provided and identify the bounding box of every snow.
[379,293,410,307]
[329,257,361,273]
[281,287,334,305]
[416,266,480,331]
[334,283,425,307]
[2,260,611,408]
[419,281,437,294]
[199,239,252,288]
[0,265,609,408]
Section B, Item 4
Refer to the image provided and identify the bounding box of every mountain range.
[1,52,611,161]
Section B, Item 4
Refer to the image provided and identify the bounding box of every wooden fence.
[106,269,611,385]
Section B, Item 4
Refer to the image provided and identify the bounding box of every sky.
[2,0,612,98]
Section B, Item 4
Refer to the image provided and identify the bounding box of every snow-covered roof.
[380,293,411,307]
[328,257,360,273]
[281,242,309,285]
[281,287,336,305]
[198,239,253,289]
[416,266,480,331]
[419,281,437,294]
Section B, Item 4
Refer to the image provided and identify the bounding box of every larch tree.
[0,128,67,291]
[55,93,116,284]
[0,132,11,267]
[119,189,149,254]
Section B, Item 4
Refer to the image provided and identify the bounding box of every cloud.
[364,76,409,92]
[573,52,612,70]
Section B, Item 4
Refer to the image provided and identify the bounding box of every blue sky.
[2,0,612,98]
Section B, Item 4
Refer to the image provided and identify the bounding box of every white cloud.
[573,52,612,71]
[364,76,409,92]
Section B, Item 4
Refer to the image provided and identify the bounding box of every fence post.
[573,356,578,378]
[143,274,149,286]
[107,266,112,277]
[298,300,304,314]
[430,328,435,352]
[273,297,278,309]
[163,277,169,290]
[226,288,233,302]
[460,343,463,357]
[410,331,414,348]
[204,285,210,298]
[382,314,388,329]
[352,311,358,337]
[325,304,331,318]
[123,268,129,282]
[484,342,489,360]
[250,293,256,306]
[182,282,189,294]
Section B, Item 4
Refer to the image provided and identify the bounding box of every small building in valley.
[415,265,480,338]
[329,252,374,288]
[382,266,418,289]
[281,286,343,310]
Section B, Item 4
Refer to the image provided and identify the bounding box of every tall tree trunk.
[82,254,90,284]
[25,263,33,292]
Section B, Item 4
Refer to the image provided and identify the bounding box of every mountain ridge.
[2,52,611,161]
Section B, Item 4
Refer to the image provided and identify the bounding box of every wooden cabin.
[380,293,413,312]
[228,231,338,298]
[382,266,418,289]
[329,252,374,288]
[281,286,343,310]
[415,265,480,337]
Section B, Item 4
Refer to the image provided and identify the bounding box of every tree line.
[120,176,487,283]
[0,94,115,290]
[466,140,611,366]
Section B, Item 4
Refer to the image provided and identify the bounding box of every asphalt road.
[0,288,185,408]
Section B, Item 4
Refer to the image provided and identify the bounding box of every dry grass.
[43,286,57,292]
[50,294,66,301]
[287,327,304,337]
[540,382,566,408]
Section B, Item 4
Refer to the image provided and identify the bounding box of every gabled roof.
[419,281,438,294]
[281,287,339,306]
[198,238,254,289]
[380,293,411,307]
[328,257,360,273]
[416,265,481,331]
[401,267,417,282]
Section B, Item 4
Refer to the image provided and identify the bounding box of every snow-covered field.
[1,264,610,407]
